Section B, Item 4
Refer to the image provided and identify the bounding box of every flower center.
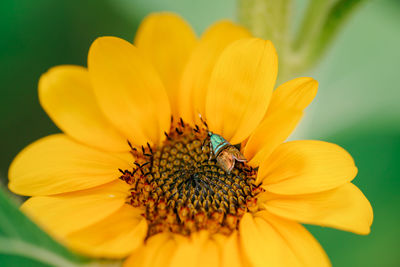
[119,120,262,237]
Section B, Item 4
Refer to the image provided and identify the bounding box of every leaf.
[0,187,92,267]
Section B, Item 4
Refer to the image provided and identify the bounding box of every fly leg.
[209,141,213,160]
[201,136,207,151]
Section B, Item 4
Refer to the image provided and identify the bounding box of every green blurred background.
[0,0,399,266]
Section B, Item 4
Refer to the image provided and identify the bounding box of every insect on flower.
[200,114,247,173]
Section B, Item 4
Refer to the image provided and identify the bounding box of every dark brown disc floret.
[119,120,262,238]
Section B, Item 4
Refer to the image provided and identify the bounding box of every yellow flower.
[8,12,373,267]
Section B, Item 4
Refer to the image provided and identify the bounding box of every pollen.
[119,119,262,237]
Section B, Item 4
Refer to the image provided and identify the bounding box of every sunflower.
[8,12,373,267]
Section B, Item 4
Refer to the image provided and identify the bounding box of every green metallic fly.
[199,115,247,173]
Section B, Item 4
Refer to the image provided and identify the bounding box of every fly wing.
[224,146,247,162]
[216,149,235,173]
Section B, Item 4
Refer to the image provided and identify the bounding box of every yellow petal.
[206,38,278,144]
[8,134,132,196]
[124,233,177,267]
[262,183,373,235]
[21,180,129,238]
[256,211,331,267]
[178,21,251,125]
[244,109,303,166]
[257,140,358,194]
[214,232,245,267]
[244,78,318,165]
[239,212,297,267]
[267,77,318,113]
[134,12,197,118]
[197,238,220,267]
[66,204,147,258]
[169,231,219,267]
[168,236,198,267]
[88,36,171,147]
[150,239,177,267]
[240,212,330,267]
[38,65,128,152]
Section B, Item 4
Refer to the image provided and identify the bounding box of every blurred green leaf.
[0,187,89,267]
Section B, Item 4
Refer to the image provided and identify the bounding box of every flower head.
[8,12,373,266]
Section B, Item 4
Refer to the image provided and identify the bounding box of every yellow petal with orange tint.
[21,180,129,238]
[149,239,177,267]
[244,77,318,165]
[240,212,330,267]
[66,204,147,258]
[178,21,251,125]
[239,212,297,267]
[214,232,245,267]
[197,237,220,267]
[8,134,132,196]
[267,77,318,114]
[124,233,177,267]
[257,140,358,194]
[135,12,197,118]
[255,211,331,267]
[88,36,171,147]
[168,235,199,267]
[261,183,373,235]
[169,231,219,267]
[206,38,278,144]
[244,109,302,166]
[39,65,128,152]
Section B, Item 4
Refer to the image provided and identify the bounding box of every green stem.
[307,0,367,67]
[237,0,367,82]
[237,0,292,82]
[293,0,335,52]
[290,0,367,75]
